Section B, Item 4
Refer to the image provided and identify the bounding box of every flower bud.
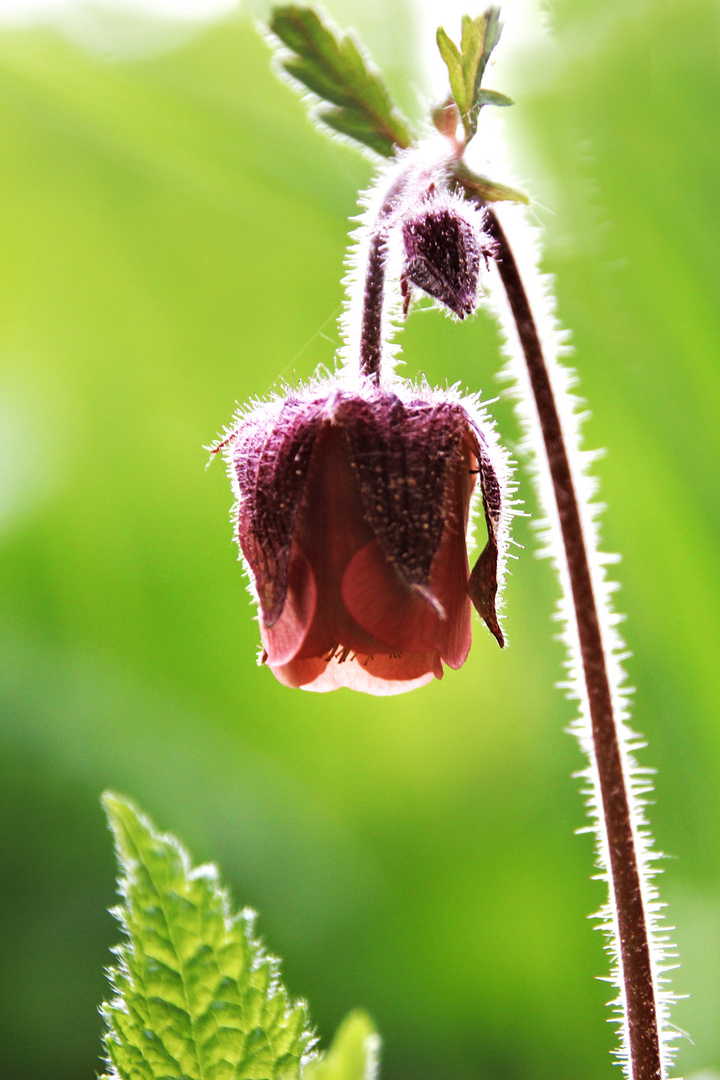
[219,379,510,695]
[401,194,491,318]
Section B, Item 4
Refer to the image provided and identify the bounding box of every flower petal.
[260,542,316,666]
[293,423,389,659]
[338,392,464,594]
[360,650,443,685]
[229,397,325,627]
[277,651,440,695]
[430,441,474,669]
[268,644,442,695]
[342,539,444,652]
[268,654,327,690]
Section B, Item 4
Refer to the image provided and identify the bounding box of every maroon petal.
[292,423,387,660]
[430,439,474,668]
[259,542,316,667]
[342,539,444,653]
[231,398,325,627]
[360,651,443,684]
[272,651,441,695]
[338,393,468,596]
[430,512,472,670]
[269,648,440,691]
[269,654,328,690]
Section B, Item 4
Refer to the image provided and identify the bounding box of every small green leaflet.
[305,1011,380,1080]
[454,160,529,205]
[100,793,314,1080]
[269,5,412,157]
[436,8,514,143]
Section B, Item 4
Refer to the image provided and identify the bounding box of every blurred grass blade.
[305,1011,380,1080]
[269,5,412,156]
[100,793,314,1080]
[437,7,510,141]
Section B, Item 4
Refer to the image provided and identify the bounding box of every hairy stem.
[356,160,443,381]
[484,208,662,1080]
[357,171,408,383]
[359,232,387,380]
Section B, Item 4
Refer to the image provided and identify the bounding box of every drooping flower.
[219,379,510,695]
[400,190,493,318]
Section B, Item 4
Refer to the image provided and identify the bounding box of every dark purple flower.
[400,193,493,318]
[220,380,509,695]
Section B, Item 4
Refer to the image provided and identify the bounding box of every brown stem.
[484,209,661,1080]
[359,232,386,381]
[357,164,429,382]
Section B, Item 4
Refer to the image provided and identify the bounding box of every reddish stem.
[359,232,387,381]
[484,208,662,1080]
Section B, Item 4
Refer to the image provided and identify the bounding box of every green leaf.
[100,793,314,1080]
[476,89,514,108]
[269,5,412,157]
[436,27,467,118]
[454,161,529,205]
[305,1012,380,1080]
[436,7,510,141]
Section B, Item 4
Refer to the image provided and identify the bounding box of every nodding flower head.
[400,192,493,319]
[218,378,511,695]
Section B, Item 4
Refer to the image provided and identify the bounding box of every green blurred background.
[0,0,718,1077]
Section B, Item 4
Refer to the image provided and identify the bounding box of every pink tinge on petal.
[362,650,443,683]
[342,539,445,653]
[300,652,440,695]
[270,648,442,695]
[260,542,316,667]
[269,654,327,690]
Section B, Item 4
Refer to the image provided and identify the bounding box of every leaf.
[436,7,510,141]
[454,161,529,205]
[269,5,412,157]
[304,1011,380,1080]
[436,28,467,118]
[462,9,502,95]
[475,89,514,108]
[100,793,314,1080]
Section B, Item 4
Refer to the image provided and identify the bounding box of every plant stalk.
[359,232,387,380]
[483,208,662,1080]
[357,161,440,382]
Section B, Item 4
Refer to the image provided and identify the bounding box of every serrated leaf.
[437,7,509,142]
[269,5,411,157]
[100,793,314,1080]
[304,1011,380,1080]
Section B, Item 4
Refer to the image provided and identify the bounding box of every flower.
[219,380,510,695]
[400,191,493,318]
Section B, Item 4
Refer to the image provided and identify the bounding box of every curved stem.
[357,172,407,384]
[484,209,662,1080]
[356,157,446,382]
